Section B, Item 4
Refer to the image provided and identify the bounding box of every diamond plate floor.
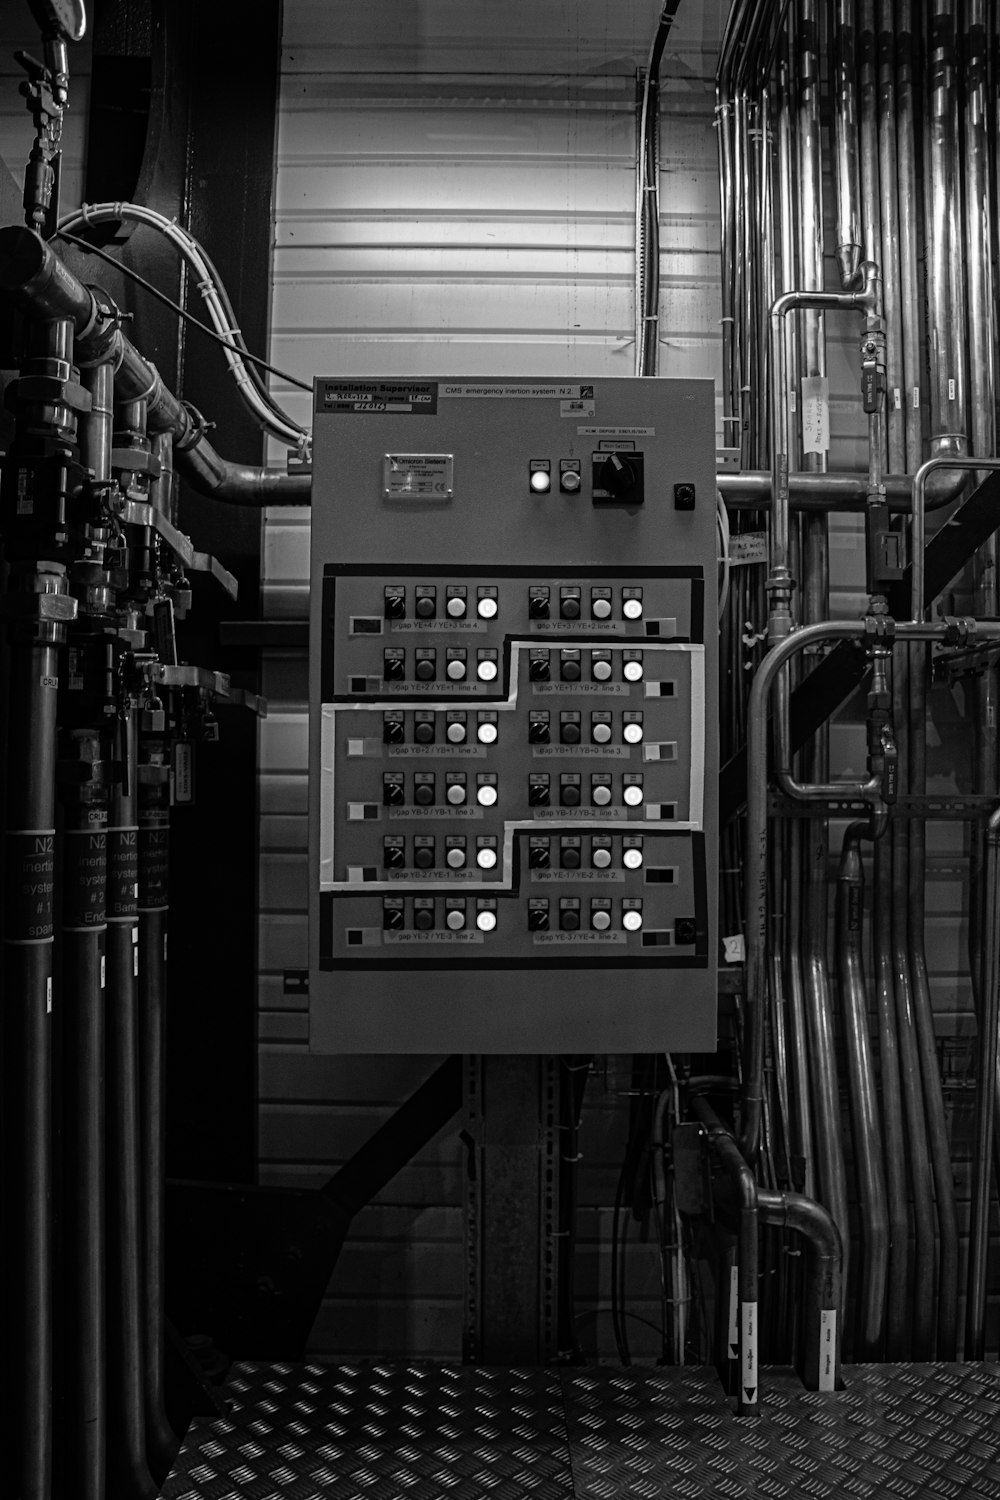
[160,1361,1000,1500]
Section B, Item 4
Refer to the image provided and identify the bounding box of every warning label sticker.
[317,381,438,414]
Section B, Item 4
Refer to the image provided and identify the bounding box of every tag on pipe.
[801,377,830,454]
[819,1309,837,1391]
[728,1266,738,1359]
[741,1301,758,1404]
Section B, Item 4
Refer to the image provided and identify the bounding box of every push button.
[477,714,499,744]
[413,901,435,931]
[623,841,643,870]
[560,587,582,620]
[559,900,581,932]
[445,840,467,869]
[414,649,436,681]
[591,901,612,931]
[413,774,435,806]
[560,838,582,870]
[559,712,581,745]
[476,902,497,932]
[445,902,466,931]
[623,715,643,744]
[476,776,498,807]
[591,839,612,869]
[477,588,498,619]
[446,715,467,743]
[446,588,467,618]
[560,649,581,682]
[446,776,466,805]
[622,590,643,621]
[414,587,436,619]
[476,840,498,870]
[591,589,612,620]
[591,651,613,682]
[413,713,435,744]
[413,838,435,869]
[591,713,613,744]
[560,775,582,807]
[446,650,467,681]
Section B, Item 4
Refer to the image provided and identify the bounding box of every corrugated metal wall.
[260,0,728,1359]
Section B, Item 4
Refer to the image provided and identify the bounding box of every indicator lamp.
[530,463,552,493]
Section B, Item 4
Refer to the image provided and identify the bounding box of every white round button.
[476,909,497,932]
[622,909,643,932]
[623,722,643,744]
[477,659,498,681]
[623,598,643,620]
[447,784,466,804]
[592,659,613,681]
[477,784,498,807]
[561,470,581,492]
[478,721,498,744]
[592,598,612,619]
[447,721,467,743]
[477,847,497,870]
[446,848,466,868]
[447,659,467,680]
[623,785,643,807]
[592,848,612,869]
[446,908,466,930]
[623,847,643,870]
[447,596,467,618]
[592,909,611,931]
[592,785,612,806]
[592,723,612,744]
[477,596,498,619]
[623,659,643,682]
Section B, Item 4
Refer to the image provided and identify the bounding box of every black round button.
[561,845,582,869]
[414,721,435,743]
[415,659,435,681]
[413,907,435,930]
[561,660,581,682]
[415,597,435,618]
[560,909,581,932]
[413,784,434,806]
[413,846,434,869]
[560,785,581,807]
[561,597,581,619]
[560,723,581,745]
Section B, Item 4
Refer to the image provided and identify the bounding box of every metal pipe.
[0,226,311,506]
[835,821,889,1357]
[966,805,1000,1358]
[105,704,157,1500]
[831,0,862,288]
[872,827,909,1357]
[910,456,1000,622]
[691,1099,759,1416]
[741,617,1000,1167]
[923,0,968,459]
[894,0,924,470]
[876,0,905,472]
[757,1187,842,1391]
[717,466,966,509]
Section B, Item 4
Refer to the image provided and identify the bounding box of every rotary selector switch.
[594,451,643,504]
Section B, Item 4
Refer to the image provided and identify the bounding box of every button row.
[383,896,498,932]
[527,898,644,932]
[383,835,499,871]
[383,711,499,745]
[383,648,499,683]
[383,772,498,807]
[528,649,643,683]
[527,773,645,808]
[528,835,645,870]
[529,710,643,745]
[383,585,644,622]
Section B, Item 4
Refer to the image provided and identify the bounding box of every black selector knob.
[383,777,405,806]
[382,903,405,931]
[528,842,550,869]
[528,591,550,619]
[383,841,405,869]
[529,655,550,682]
[528,779,550,807]
[598,452,638,498]
[528,717,550,744]
[383,716,405,745]
[528,905,549,932]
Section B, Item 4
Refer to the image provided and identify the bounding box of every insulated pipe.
[105,705,157,1500]
[757,1187,842,1391]
[691,1098,759,1416]
[872,830,909,1357]
[835,822,889,1357]
[741,618,1000,1167]
[0,226,311,506]
[923,0,968,458]
[966,805,1000,1359]
[831,0,862,288]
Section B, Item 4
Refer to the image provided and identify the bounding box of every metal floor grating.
[160,1360,1000,1499]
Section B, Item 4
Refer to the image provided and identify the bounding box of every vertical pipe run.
[966,807,1000,1358]
[875,0,905,472]
[831,0,862,288]
[872,826,909,1358]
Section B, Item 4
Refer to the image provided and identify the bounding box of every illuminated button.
[477,718,498,744]
[592,784,612,807]
[477,846,497,870]
[592,656,613,682]
[623,720,643,744]
[592,846,612,869]
[623,657,643,682]
[447,658,467,680]
[622,594,643,620]
[623,783,644,807]
[446,782,467,805]
[446,594,467,618]
[592,718,613,745]
[530,466,551,493]
[447,719,467,743]
[622,908,643,932]
[413,904,435,931]
[476,906,497,932]
[446,906,466,930]
[623,846,643,870]
[477,593,498,619]
[592,596,612,620]
[446,845,466,869]
[477,782,498,807]
[477,657,498,682]
[591,908,612,931]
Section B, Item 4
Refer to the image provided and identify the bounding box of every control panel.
[309,377,718,1052]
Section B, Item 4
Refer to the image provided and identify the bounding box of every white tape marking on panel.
[801,376,830,454]
[688,648,705,828]
[728,1266,738,1359]
[742,1301,758,1404]
[320,705,337,889]
[820,1309,837,1391]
